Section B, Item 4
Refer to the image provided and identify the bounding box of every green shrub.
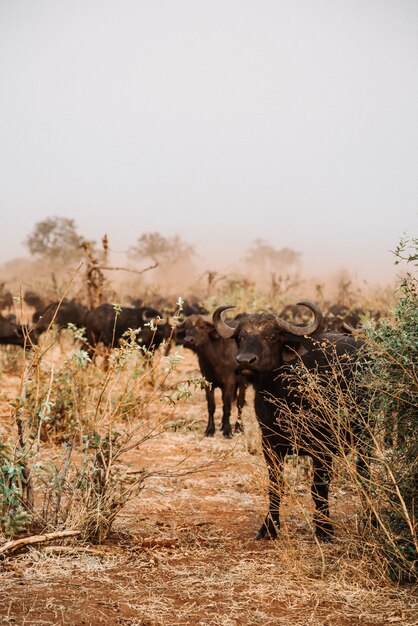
[365,236,417,581]
[0,440,32,537]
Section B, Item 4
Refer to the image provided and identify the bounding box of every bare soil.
[0,351,416,625]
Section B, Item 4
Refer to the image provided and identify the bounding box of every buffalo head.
[213,301,323,375]
[0,315,38,348]
[178,315,219,351]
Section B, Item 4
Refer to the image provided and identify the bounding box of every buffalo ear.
[281,342,309,363]
[201,319,219,339]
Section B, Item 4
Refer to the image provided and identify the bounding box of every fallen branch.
[44,545,122,557]
[0,530,80,557]
[99,262,159,275]
[134,537,178,549]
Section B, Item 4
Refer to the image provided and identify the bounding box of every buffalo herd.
[0,290,376,541]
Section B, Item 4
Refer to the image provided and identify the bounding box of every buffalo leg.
[204,387,216,437]
[234,383,246,433]
[311,455,334,541]
[256,443,285,540]
[220,385,233,438]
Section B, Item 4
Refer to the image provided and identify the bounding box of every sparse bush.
[34,432,149,543]
[0,346,25,376]
[1,309,208,544]
[24,360,93,444]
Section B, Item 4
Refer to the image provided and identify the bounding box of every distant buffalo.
[32,300,89,339]
[84,303,171,358]
[0,314,37,348]
[24,291,46,311]
[0,291,14,312]
[324,305,381,334]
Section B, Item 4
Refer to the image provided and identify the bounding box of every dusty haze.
[1,1,417,285]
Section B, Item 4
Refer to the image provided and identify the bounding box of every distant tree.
[129,231,197,292]
[244,239,301,275]
[25,216,85,264]
[130,232,195,266]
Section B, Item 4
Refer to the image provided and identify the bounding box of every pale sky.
[1,0,417,281]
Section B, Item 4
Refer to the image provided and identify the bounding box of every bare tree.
[83,235,159,308]
[82,240,107,309]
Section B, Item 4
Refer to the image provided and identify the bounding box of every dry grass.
[0,346,417,625]
[0,272,417,626]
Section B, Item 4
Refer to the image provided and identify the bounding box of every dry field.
[0,345,416,626]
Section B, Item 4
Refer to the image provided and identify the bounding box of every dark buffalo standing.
[181,299,208,317]
[0,314,36,347]
[129,297,208,319]
[24,291,46,311]
[84,303,170,357]
[278,303,314,325]
[177,315,246,438]
[32,300,89,339]
[0,291,14,312]
[213,301,368,541]
[324,304,381,334]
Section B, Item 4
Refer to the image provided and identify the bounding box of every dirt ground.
[0,350,416,626]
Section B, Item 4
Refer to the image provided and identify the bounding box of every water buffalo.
[24,290,46,311]
[177,315,247,438]
[181,299,208,317]
[32,300,89,339]
[84,303,170,358]
[0,314,36,348]
[324,305,381,334]
[213,301,368,541]
[0,291,14,312]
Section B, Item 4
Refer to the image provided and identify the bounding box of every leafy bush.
[364,236,417,581]
[0,440,32,537]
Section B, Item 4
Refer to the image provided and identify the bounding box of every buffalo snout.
[183,336,197,349]
[236,352,258,372]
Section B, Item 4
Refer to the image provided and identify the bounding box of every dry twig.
[0,530,80,557]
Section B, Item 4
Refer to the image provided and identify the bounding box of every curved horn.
[142,309,157,322]
[274,301,323,336]
[212,306,236,339]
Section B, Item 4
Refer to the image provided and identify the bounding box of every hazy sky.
[1,0,417,281]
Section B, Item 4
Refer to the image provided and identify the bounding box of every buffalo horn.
[274,301,323,336]
[212,306,236,339]
[142,309,165,324]
[142,310,154,322]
